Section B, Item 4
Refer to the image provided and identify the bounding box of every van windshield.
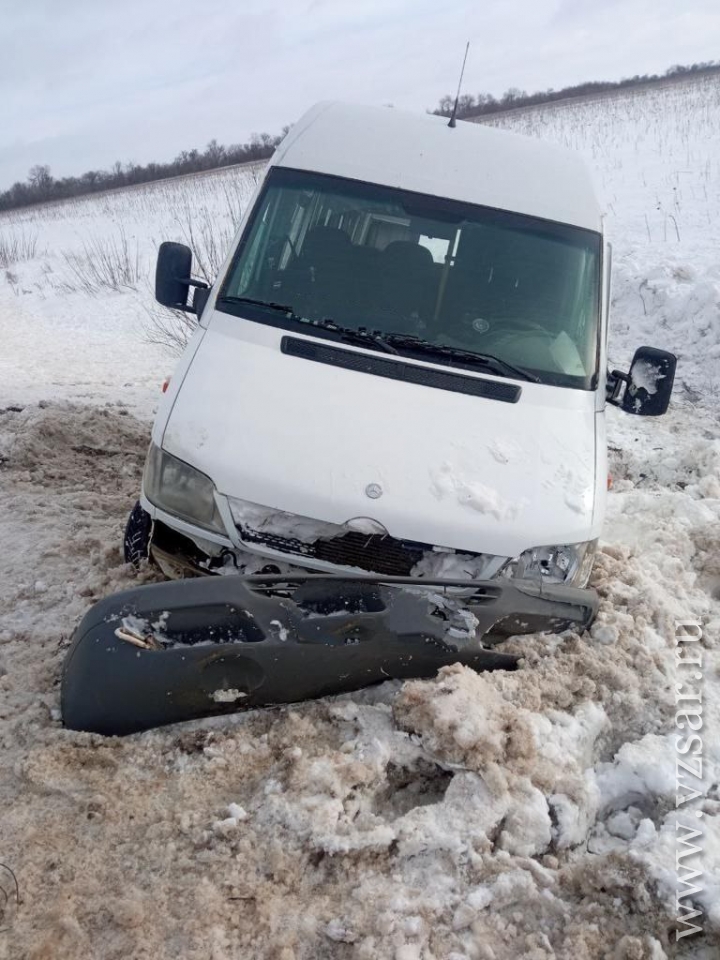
[219,168,601,389]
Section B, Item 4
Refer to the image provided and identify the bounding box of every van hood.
[162,314,598,558]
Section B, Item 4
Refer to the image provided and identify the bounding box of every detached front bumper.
[62,573,599,735]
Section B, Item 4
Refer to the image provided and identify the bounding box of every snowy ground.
[0,75,718,958]
[0,164,261,411]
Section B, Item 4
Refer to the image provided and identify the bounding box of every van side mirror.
[155,242,209,313]
[607,346,677,416]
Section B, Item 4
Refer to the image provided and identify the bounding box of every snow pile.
[395,664,607,854]
[611,259,720,397]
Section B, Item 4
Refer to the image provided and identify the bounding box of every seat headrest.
[301,226,352,261]
[382,241,434,271]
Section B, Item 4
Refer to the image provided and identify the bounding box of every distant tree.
[501,87,526,105]
[28,164,51,186]
[28,164,53,198]
[0,129,284,212]
[430,60,720,120]
[9,181,29,205]
[456,94,476,115]
[204,139,226,167]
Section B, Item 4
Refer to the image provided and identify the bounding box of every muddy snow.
[0,398,717,959]
[1,73,720,959]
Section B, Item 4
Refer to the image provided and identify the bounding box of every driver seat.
[374,241,435,329]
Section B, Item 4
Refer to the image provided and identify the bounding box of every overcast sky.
[2,0,720,189]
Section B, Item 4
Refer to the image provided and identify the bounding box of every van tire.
[123,501,152,566]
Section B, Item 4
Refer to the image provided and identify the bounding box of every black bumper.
[61,574,598,736]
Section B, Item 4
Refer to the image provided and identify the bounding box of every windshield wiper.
[215,302,399,356]
[316,320,399,355]
[383,334,540,383]
[216,295,301,317]
[216,302,533,379]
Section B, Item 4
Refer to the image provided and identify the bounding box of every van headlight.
[501,540,598,587]
[143,443,224,533]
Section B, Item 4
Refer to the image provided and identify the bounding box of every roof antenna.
[448,42,470,128]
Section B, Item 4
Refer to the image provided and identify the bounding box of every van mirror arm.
[606,368,630,405]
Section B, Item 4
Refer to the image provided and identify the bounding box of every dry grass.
[0,230,38,268]
[59,228,141,294]
[142,303,199,354]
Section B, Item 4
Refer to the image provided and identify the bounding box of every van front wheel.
[123,501,152,566]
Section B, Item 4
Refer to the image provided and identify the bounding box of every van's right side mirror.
[155,241,208,313]
[607,346,677,416]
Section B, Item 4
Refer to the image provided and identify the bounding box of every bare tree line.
[3,60,719,214]
[431,60,720,120]
[0,130,286,213]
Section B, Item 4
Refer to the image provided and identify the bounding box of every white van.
[126,102,675,613]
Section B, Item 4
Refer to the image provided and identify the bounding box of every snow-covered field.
[0,75,718,959]
[0,164,260,411]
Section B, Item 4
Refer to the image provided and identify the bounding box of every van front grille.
[237,525,427,576]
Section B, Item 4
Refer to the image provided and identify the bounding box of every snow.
[631,358,665,395]
[226,802,248,821]
[431,460,528,522]
[210,688,248,703]
[0,164,261,413]
[1,74,719,957]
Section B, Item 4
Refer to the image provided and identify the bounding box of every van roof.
[271,101,602,233]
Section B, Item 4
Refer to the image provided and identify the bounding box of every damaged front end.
[61,574,598,736]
